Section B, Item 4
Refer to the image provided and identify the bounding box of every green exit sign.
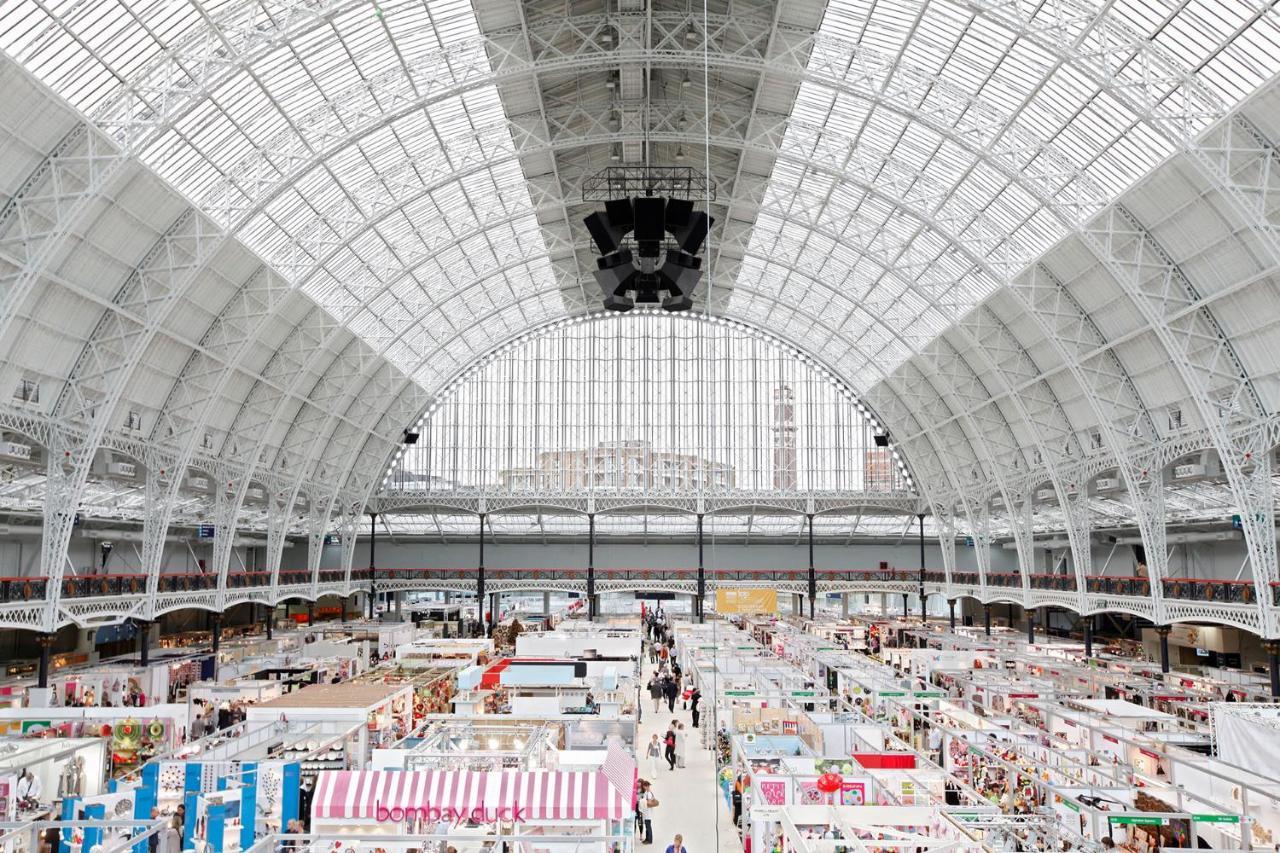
[1192,815,1240,824]
[1109,816,1166,826]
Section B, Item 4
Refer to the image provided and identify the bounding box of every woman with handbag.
[637,781,657,844]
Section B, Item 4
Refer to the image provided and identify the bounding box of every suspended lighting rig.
[582,167,715,313]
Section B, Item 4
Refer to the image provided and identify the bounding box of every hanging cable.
[701,0,713,316]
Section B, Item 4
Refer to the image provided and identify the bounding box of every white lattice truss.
[0,0,1276,632]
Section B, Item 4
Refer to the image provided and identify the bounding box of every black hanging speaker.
[584,194,714,312]
[874,433,890,447]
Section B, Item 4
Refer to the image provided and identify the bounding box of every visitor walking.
[646,733,663,777]
[664,722,677,770]
[675,722,687,768]
[732,776,745,828]
[666,833,687,853]
[648,675,663,713]
[689,686,702,728]
[663,675,678,712]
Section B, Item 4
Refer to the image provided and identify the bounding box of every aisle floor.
[635,664,742,853]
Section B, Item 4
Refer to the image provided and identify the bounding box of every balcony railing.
[226,572,271,589]
[366,566,924,584]
[0,576,47,603]
[1162,578,1258,604]
[1028,573,1076,592]
[1085,576,1151,597]
[156,573,218,594]
[0,568,1263,609]
[278,570,312,587]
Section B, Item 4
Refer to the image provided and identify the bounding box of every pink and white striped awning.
[313,769,630,823]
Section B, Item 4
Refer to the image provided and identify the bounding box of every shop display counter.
[0,736,108,822]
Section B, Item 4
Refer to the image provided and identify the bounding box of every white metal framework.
[0,0,1274,632]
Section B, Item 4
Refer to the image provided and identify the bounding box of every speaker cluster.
[584,196,714,312]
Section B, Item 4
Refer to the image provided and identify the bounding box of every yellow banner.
[716,588,778,614]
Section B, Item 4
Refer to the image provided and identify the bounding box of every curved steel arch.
[240,99,1152,484]
[24,21,1136,571]
[7,1,1269,630]
[17,23,1172,612]
[280,127,1124,551]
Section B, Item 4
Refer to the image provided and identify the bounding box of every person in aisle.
[15,767,41,804]
[927,723,943,765]
[664,722,677,770]
[649,675,664,713]
[731,782,743,830]
[159,816,181,853]
[637,780,657,845]
[298,777,314,830]
[663,675,679,712]
[675,722,687,768]
[646,733,663,777]
[665,833,687,853]
[689,686,702,728]
[658,643,670,671]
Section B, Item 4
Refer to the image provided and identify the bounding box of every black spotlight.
[584,195,714,313]
[402,428,420,445]
[873,432,890,448]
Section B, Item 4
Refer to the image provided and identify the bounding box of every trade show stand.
[245,681,415,763]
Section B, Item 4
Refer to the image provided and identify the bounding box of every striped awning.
[313,769,629,822]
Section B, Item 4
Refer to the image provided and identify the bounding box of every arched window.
[385,312,914,496]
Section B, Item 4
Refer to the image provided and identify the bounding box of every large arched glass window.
[384,312,914,495]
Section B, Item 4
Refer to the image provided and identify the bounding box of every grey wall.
[0,535,262,577]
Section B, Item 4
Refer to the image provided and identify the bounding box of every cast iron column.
[696,514,705,623]
[136,619,151,667]
[210,612,221,657]
[368,512,378,620]
[477,513,487,634]
[1083,616,1093,658]
[901,593,909,618]
[587,513,596,622]
[265,602,273,639]
[807,513,816,619]
[1266,641,1280,698]
[1157,625,1171,673]
[307,600,315,627]
[36,634,53,689]
[947,599,956,632]
[918,514,927,621]
[1026,610,1035,643]
[983,603,991,636]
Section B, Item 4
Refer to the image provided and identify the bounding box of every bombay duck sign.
[376,803,526,823]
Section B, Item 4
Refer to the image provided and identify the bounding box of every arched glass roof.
[0,0,1279,628]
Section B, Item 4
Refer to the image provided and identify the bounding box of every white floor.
[636,663,742,853]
